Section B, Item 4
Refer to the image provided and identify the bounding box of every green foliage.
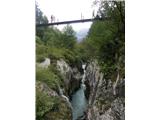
[47,47,65,60]
[36,42,47,62]
[80,1,125,81]
[36,3,49,39]
[36,89,60,120]
[36,90,52,120]
[36,6,78,65]
[61,25,77,49]
[36,3,48,24]
[35,4,79,120]
[36,36,44,45]
[36,67,62,89]
[43,99,72,120]
[42,27,63,47]
[35,1,125,119]
[73,41,92,62]
[36,55,45,63]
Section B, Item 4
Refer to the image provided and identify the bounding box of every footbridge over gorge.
[36,17,109,27]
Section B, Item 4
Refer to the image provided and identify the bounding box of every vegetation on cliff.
[36,2,83,119]
[79,1,125,81]
[36,0,125,119]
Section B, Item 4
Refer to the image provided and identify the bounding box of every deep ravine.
[37,58,125,120]
[71,64,87,120]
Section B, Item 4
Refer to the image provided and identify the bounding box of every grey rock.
[37,58,50,68]
[85,61,125,120]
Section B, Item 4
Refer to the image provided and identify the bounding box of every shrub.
[36,67,61,90]
[36,89,60,120]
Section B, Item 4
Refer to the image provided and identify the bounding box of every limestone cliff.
[85,61,125,120]
[36,58,83,120]
[56,59,82,97]
[36,59,125,120]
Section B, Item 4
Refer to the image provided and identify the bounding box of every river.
[71,64,87,120]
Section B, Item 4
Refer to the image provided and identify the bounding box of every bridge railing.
[36,17,109,27]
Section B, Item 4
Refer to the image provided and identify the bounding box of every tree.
[82,0,125,81]
[61,25,77,49]
[36,2,49,39]
[36,3,48,24]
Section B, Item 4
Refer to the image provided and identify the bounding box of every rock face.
[36,81,58,97]
[85,61,125,120]
[37,58,50,68]
[36,59,125,120]
[36,81,72,120]
[56,59,82,97]
[44,98,72,120]
[36,58,75,120]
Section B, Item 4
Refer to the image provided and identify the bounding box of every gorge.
[71,64,87,120]
[36,1,125,119]
[36,58,125,120]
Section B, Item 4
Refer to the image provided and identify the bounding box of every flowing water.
[71,64,87,120]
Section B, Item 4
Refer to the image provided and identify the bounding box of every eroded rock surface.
[37,58,50,68]
[36,81,72,120]
[85,61,125,120]
[56,59,82,96]
[36,59,125,120]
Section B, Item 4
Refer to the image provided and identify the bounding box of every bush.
[36,89,60,120]
[47,47,65,60]
[36,55,46,63]
[36,67,61,90]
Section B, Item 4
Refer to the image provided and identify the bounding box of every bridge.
[36,17,109,27]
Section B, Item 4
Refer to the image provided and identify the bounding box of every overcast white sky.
[36,0,99,31]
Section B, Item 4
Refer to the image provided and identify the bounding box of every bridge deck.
[36,17,108,27]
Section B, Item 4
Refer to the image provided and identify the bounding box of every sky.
[36,0,99,31]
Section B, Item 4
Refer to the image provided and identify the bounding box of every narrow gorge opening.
[71,64,88,120]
